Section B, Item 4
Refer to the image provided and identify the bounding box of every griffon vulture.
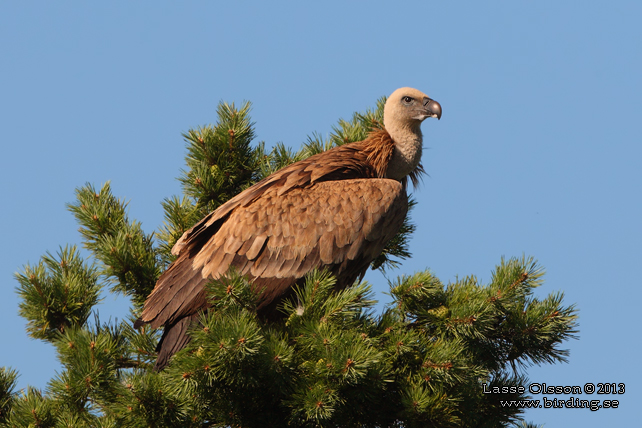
[135,87,442,369]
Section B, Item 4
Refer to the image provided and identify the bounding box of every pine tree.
[4,98,577,427]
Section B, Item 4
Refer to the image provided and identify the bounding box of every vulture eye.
[402,96,413,104]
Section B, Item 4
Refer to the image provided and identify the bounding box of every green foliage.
[328,96,387,147]
[6,95,578,427]
[47,328,126,418]
[155,195,202,268]
[4,387,58,428]
[0,368,18,425]
[256,141,306,180]
[149,259,575,427]
[15,246,102,341]
[178,101,263,214]
[114,371,199,428]
[67,182,160,307]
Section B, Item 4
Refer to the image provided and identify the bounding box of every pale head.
[384,87,441,132]
[383,87,441,181]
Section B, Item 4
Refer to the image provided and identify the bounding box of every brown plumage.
[135,87,441,369]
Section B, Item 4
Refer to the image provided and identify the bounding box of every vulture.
[135,87,441,369]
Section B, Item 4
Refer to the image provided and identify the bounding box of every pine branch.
[255,141,305,181]
[165,273,295,427]
[15,246,102,341]
[67,182,161,306]
[2,387,57,428]
[178,101,263,215]
[113,371,198,428]
[0,368,18,426]
[328,96,386,147]
[155,196,201,268]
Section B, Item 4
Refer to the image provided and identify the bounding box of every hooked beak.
[423,97,442,120]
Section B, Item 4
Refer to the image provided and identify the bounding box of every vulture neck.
[384,122,423,181]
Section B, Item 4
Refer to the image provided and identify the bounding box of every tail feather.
[133,318,146,329]
[153,314,199,371]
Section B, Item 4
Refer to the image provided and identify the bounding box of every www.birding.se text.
[501,397,619,411]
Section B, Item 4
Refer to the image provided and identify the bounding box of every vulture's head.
[384,87,441,132]
[383,87,441,181]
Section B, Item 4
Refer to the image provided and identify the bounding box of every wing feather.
[223,235,244,254]
[319,232,335,264]
[236,238,255,256]
[246,234,268,260]
[143,178,406,328]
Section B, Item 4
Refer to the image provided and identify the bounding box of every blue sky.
[1,2,640,426]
